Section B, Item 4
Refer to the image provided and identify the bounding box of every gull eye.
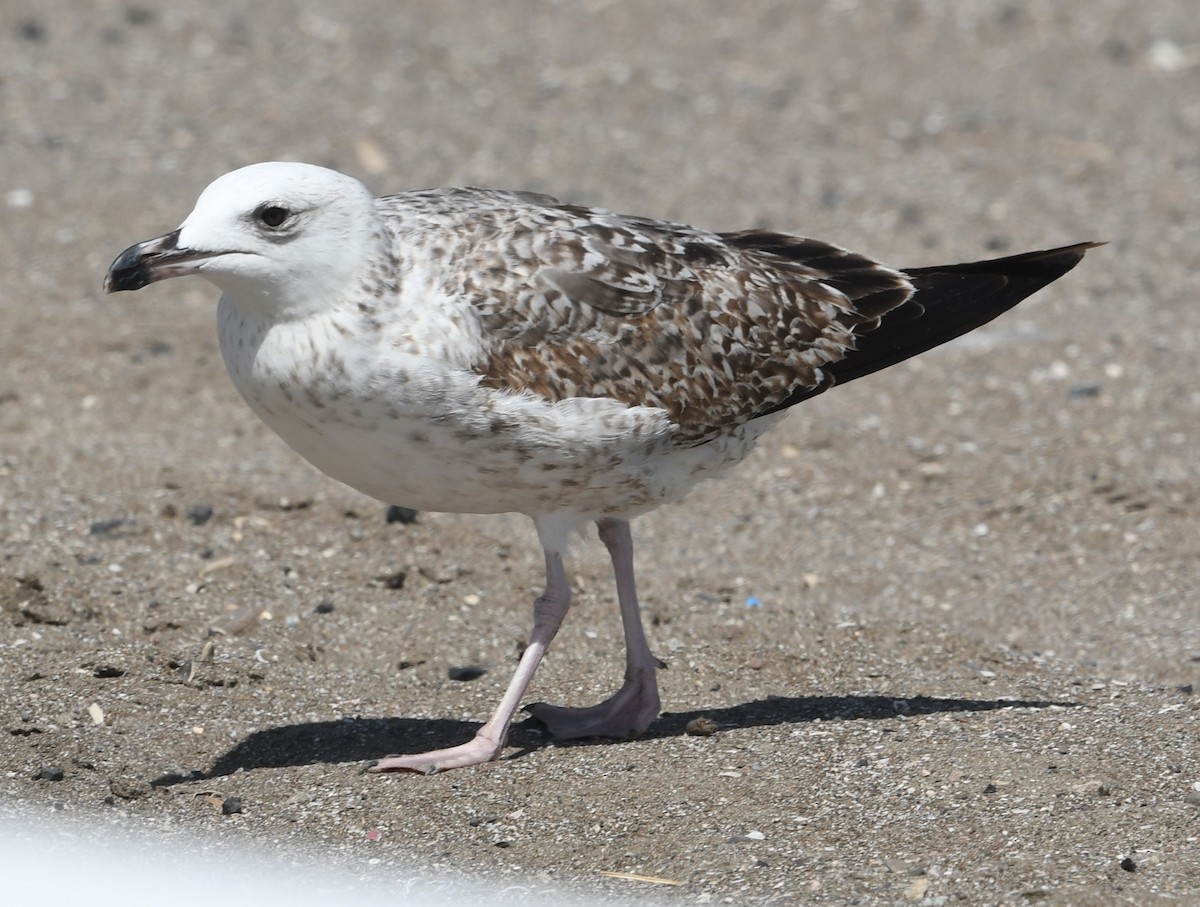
[257,205,291,228]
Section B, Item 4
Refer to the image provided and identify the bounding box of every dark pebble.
[448,665,488,682]
[983,783,998,794]
[89,518,126,536]
[91,664,125,678]
[1068,384,1101,399]
[314,601,335,614]
[1120,856,1137,872]
[39,766,65,782]
[222,796,243,815]
[19,20,46,42]
[386,505,419,524]
[380,570,406,590]
[187,504,214,526]
[1102,37,1131,62]
[130,339,173,362]
[125,7,154,26]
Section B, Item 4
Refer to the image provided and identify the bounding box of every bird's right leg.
[370,548,570,774]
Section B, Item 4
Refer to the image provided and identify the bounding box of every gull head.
[105,162,385,319]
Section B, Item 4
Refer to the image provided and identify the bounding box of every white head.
[105,162,385,319]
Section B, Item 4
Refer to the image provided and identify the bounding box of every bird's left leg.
[526,518,661,740]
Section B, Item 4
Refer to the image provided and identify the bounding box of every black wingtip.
[904,241,1103,282]
[821,241,1103,388]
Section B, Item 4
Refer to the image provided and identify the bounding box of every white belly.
[217,300,770,519]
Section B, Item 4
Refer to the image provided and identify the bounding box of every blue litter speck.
[745,597,762,608]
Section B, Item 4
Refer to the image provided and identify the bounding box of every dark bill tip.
[103,229,182,293]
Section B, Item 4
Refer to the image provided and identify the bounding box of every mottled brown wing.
[443,204,914,443]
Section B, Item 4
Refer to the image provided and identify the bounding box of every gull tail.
[823,241,1102,387]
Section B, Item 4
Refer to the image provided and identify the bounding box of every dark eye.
[257,205,291,228]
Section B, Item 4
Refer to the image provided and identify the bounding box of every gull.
[105,162,1096,773]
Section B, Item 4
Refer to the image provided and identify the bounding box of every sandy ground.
[1,2,1197,903]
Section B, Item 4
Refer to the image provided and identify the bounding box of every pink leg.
[370,549,570,774]
[526,518,661,740]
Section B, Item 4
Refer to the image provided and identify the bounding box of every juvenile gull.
[105,162,1096,773]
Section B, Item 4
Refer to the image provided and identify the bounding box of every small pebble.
[685,717,718,737]
[221,796,243,815]
[379,570,406,590]
[6,188,35,209]
[1148,38,1189,73]
[1183,791,1200,807]
[187,504,214,526]
[1120,856,1137,872]
[18,20,45,42]
[314,601,335,614]
[448,665,487,681]
[39,766,65,782]
[89,518,126,536]
[385,505,419,524]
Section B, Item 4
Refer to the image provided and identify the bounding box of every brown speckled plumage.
[380,190,915,443]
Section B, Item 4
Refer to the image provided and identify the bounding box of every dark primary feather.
[768,241,1101,413]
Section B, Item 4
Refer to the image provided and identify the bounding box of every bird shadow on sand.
[150,692,1072,786]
